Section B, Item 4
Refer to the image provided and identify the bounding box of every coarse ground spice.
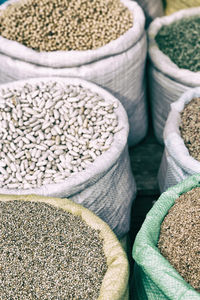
[0,200,108,299]
[158,187,200,293]
[155,16,200,72]
[0,0,133,51]
[179,97,200,161]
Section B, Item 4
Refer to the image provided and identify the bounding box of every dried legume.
[180,97,200,161]
[0,80,120,189]
[158,187,200,292]
[0,200,108,299]
[0,0,133,51]
[155,16,200,72]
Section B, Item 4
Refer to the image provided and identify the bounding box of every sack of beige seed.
[148,7,200,144]
[0,193,129,299]
[165,0,200,15]
[132,174,200,299]
[135,0,164,27]
[158,88,200,193]
[0,76,136,239]
[0,0,148,146]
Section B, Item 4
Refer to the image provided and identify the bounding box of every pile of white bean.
[0,81,120,189]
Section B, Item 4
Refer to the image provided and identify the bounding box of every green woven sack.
[132,174,200,299]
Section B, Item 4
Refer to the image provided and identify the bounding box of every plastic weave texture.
[132,174,200,299]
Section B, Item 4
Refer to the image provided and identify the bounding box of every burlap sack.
[0,193,129,300]
[165,0,200,15]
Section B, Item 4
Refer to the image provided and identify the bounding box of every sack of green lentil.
[165,0,200,15]
[0,0,147,146]
[148,8,200,144]
[132,174,200,299]
[0,193,129,299]
[136,0,164,27]
[158,88,200,193]
[0,76,136,239]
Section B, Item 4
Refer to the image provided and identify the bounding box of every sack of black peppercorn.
[158,87,200,193]
[148,7,200,144]
[0,0,148,146]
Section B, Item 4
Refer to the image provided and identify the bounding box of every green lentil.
[0,200,108,299]
[155,16,200,72]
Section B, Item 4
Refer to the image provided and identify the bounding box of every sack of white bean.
[0,193,129,299]
[132,174,200,299]
[148,8,200,144]
[135,0,164,27]
[0,77,136,239]
[158,88,200,193]
[0,0,148,146]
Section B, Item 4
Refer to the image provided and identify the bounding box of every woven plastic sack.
[165,0,200,15]
[0,0,147,146]
[148,7,200,144]
[135,0,164,27]
[158,88,200,193]
[0,193,129,300]
[0,77,136,239]
[132,174,200,300]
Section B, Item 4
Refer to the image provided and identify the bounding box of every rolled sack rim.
[0,76,129,196]
[148,7,200,87]
[164,87,200,174]
[0,193,129,300]
[132,173,200,299]
[0,0,145,68]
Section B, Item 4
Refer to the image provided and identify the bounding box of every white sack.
[135,0,164,27]
[0,0,148,146]
[148,7,200,144]
[0,77,136,239]
[158,87,200,193]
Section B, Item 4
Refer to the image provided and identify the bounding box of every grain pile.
[0,0,133,51]
[158,187,200,293]
[155,16,200,72]
[0,80,120,189]
[180,97,200,161]
[0,200,108,299]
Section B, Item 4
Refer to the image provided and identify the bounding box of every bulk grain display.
[158,188,200,294]
[0,0,148,146]
[0,194,129,299]
[132,174,200,300]
[0,77,136,239]
[148,8,200,144]
[165,0,200,15]
[158,88,200,193]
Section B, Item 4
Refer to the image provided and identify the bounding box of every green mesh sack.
[132,174,200,299]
